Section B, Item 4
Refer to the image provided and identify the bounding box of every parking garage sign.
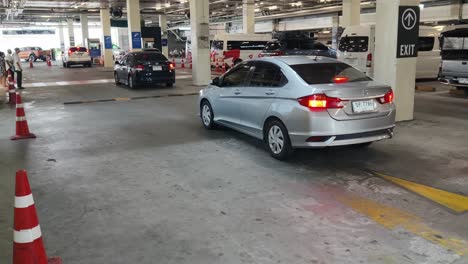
[397,6,420,58]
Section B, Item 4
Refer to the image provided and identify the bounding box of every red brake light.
[379,90,394,104]
[68,50,72,54]
[366,53,372,67]
[274,50,284,56]
[135,64,145,70]
[298,94,344,110]
[333,76,349,84]
[169,63,175,70]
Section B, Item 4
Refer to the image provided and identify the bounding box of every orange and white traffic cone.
[189,58,192,69]
[181,58,185,69]
[221,58,226,73]
[11,92,36,140]
[172,57,176,68]
[7,71,16,105]
[215,58,220,73]
[29,58,33,68]
[13,170,62,264]
[46,56,52,67]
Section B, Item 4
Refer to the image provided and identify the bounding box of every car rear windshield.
[291,63,371,84]
[338,36,369,52]
[134,52,167,63]
[264,42,282,50]
[69,47,87,52]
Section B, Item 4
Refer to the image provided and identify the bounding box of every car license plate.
[459,78,468,84]
[352,100,375,113]
[153,66,162,71]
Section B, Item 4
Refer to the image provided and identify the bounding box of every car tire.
[66,63,70,68]
[200,101,216,130]
[265,120,294,160]
[166,82,174,88]
[114,73,120,85]
[63,62,66,68]
[128,76,136,89]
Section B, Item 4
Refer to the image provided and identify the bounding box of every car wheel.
[166,82,174,88]
[114,73,120,85]
[63,62,66,68]
[128,76,135,89]
[265,120,293,160]
[66,63,70,68]
[200,101,216,130]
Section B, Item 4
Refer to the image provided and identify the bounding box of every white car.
[62,47,92,68]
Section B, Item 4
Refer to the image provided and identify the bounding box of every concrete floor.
[1,62,467,264]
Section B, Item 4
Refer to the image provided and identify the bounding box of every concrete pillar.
[58,24,65,52]
[100,8,113,68]
[331,15,339,50]
[374,0,420,122]
[189,0,211,86]
[80,14,89,47]
[342,0,360,27]
[159,14,169,57]
[243,0,255,34]
[67,18,75,47]
[126,0,142,51]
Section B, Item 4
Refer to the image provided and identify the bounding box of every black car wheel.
[200,101,216,130]
[265,119,294,160]
[114,73,120,85]
[166,82,174,88]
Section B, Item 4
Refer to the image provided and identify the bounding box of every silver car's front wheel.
[200,101,216,130]
[265,119,293,160]
[268,125,284,154]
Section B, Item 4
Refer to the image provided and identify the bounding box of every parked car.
[198,56,395,160]
[337,25,441,79]
[260,40,337,58]
[439,25,468,95]
[19,47,51,62]
[62,47,92,68]
[114,51,175,88]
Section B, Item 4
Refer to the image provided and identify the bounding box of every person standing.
[0,52,6,88]
[13,47,23,89]
[5,49,14,81]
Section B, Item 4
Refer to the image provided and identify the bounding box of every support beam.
[374,0,420,122]
[58,24,65,52]
[67,18,75,47]
[100,8,113,68]
[159,14,169,57]
[243,0,255,34]
[342,0,361,27]
[127,0,142,51]
[190,0,211,86]
[80,14,89,47]
[331,15,339,50]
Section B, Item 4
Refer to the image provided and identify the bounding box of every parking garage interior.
[0,0,467,264]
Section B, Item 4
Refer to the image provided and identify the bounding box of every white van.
[211,33,272,67]
[337,25,441,79]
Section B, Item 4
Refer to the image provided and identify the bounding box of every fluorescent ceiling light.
[268,5,277,10]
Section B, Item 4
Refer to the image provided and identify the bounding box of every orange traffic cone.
[11,92,36,140]
[215,58,220,73]
[172,57,176,68]
[7,71,16,105]
[13,170,62,264]
[189,58,192,69]
[181,58,185,69]
[29,58,33,68]
[221,58,226,73]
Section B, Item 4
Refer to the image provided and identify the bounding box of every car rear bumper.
[439,75,468,87]
[135,72,175,84]
[66,60,91,65]
[286,107,396,148]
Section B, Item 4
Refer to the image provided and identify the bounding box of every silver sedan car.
[198,56,396,159]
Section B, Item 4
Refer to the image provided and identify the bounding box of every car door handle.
[234,89,242,95]
[265,91,275,95]
[463,62,467,65]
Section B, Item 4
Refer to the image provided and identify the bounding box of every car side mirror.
[212,77,221,86]
[115,61,120,65]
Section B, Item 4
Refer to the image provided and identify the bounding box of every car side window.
[221,63,251,87]
[248,62,288,88]
[126,55,133,66]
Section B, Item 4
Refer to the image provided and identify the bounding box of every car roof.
[254,56,339,65]
[130,51,162,55]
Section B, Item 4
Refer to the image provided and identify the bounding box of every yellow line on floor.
[372,171,468,214]
[336,192,468,256]
[114,97,131,101]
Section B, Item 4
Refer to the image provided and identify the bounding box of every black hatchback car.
[260,40,337,58]
[114,51,175,88]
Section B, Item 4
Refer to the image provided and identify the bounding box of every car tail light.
[298,94,344,110]
[135,64,145,71]
[169,63,175,70]
[274,50,284,56]
[333,76,349,84]
[366,53,372,67]
[379,90,394,104]
[258,53,264,58]
[68,50,72,55]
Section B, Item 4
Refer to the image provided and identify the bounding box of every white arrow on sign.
[402,8,417,30]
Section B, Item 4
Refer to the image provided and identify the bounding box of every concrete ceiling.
[0,0,455,26]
